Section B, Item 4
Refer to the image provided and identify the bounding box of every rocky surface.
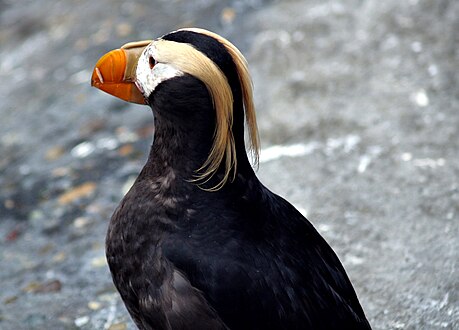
[0,0,458,329]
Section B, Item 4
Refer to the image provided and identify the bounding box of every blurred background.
[0,0,458,329]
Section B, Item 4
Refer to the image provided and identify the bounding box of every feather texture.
[105,29,371,330]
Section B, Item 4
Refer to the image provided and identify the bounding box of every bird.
[91,28,371,330]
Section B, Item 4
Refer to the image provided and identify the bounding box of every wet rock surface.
[0,0,457,329]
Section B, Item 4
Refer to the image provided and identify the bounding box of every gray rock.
[0,0,457,329]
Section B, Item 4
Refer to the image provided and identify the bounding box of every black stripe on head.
[162,30,242,102]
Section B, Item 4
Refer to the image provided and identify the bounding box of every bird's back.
[160,180,371,329]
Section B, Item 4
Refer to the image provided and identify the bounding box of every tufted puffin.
[91,28,371,330]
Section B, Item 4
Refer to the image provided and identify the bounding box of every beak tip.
[90,78,99,88]
[91,66,104,86]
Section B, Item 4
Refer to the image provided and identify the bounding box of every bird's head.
[91,28,259,191]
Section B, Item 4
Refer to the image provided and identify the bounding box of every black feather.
[106,31,371,330]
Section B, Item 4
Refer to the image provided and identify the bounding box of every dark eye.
[149,56,155,69]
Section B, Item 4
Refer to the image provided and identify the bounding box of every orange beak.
[91,40,152,105]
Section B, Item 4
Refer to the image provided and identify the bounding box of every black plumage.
[102,30,371,330]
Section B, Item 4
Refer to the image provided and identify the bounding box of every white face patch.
[135,41,184,99]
